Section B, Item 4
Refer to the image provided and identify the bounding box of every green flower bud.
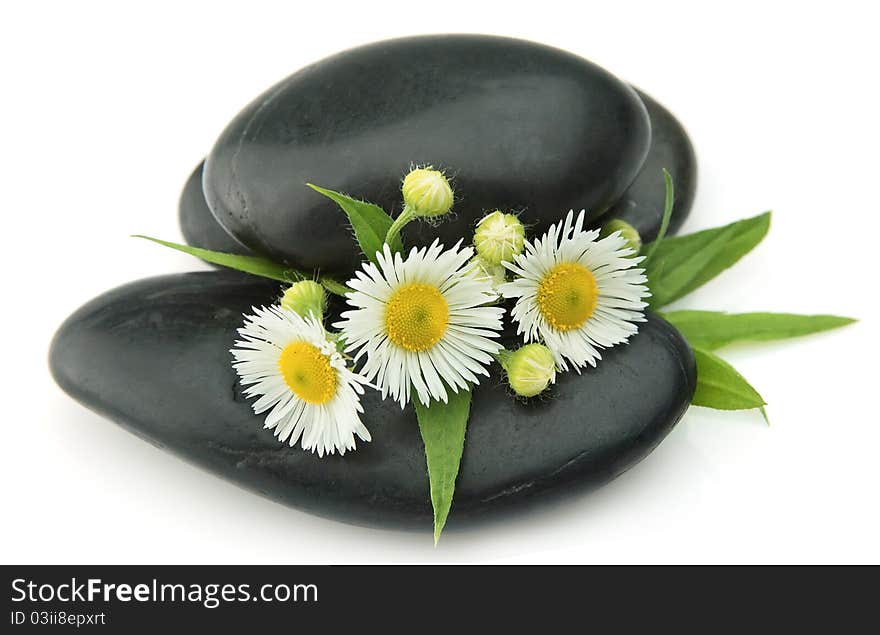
[401,167,454,218]
[281,280,326,319]
[500,344,557,398]
[473,211,525,265]
[599,218,642,254]
[465,255,507,292]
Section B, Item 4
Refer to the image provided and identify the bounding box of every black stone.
[179,162,249,255]
[603,90,698,241]
[179,90,696,259]
[49,271,696,529]
[203,35,652,274]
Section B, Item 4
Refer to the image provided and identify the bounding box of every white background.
[2,1,877,564]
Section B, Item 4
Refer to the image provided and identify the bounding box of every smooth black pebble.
[202,35,652,274]
[179,162,249,255]
[179,90,696,258]
[50,271,696,529]
[607,89,697,239]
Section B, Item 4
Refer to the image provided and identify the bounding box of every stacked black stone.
[51,35,697,528]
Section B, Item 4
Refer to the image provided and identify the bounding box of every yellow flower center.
[278,341,337,404]
[536,262,598,331]
[384,283,449,352]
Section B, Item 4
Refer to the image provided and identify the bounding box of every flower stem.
[385,204,416,249]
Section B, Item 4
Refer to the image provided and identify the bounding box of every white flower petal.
[501,210,650,371]
[230,305,373,456]
[336,241,503,407]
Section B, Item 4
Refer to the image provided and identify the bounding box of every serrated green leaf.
[414,390,471,545]
[133,236,349,296]
[644,211,771,308]
[691,347,766,411]
[663,310,856,350]
[307,184,404,263]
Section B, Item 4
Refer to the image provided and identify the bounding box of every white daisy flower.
[334,240,505,408]
[231,306,371,457]
[499,209,650,371]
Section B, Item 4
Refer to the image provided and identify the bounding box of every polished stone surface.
[179,89,696,258]
[603,89,698,241]
[203,35,652,274]
[50,271,696,528]
[179,162,248,255]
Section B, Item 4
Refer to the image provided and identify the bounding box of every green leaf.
[318,277,352,297]
[663,310,856,350]
[414,390,471,545]
[644,211,771,308]
[641,168,675,264]
[134,235,301,281]
[691,347,766,411]
[133,236,349,296]
[307,184,404,263]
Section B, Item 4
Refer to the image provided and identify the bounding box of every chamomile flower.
[335,241,505,408]
[231,306,371,457]
[499,209,650,371]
